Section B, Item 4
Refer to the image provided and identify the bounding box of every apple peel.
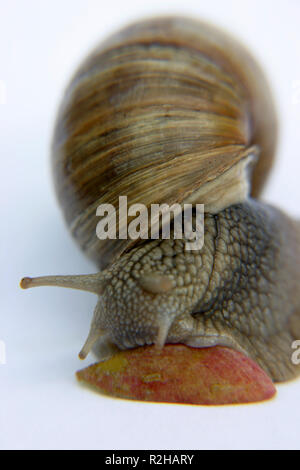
[76,344,276,405]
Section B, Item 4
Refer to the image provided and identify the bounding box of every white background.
[1,0,300,450]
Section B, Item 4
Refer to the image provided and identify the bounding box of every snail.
[20,16,300,383]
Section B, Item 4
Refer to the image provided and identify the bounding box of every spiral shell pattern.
[52,17,277,268]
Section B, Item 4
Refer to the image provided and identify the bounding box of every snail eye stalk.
[20,273,111,295]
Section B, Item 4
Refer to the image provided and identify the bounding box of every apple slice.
[76,344,276,405]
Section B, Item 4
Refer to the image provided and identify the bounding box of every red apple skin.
[76,344,276,405]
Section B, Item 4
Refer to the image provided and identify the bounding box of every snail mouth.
[79,316,175,359]
[114,319,174,352]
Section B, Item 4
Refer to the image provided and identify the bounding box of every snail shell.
[52,16,277,269]
[21,17,300,382]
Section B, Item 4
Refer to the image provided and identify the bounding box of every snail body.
[21,17,300,382]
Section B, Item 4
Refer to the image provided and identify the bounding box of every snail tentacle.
[20,272,112,295]
[20,17,300,385]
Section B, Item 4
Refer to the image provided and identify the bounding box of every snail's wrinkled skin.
[20,17,300,386]
[84,199,300,382]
